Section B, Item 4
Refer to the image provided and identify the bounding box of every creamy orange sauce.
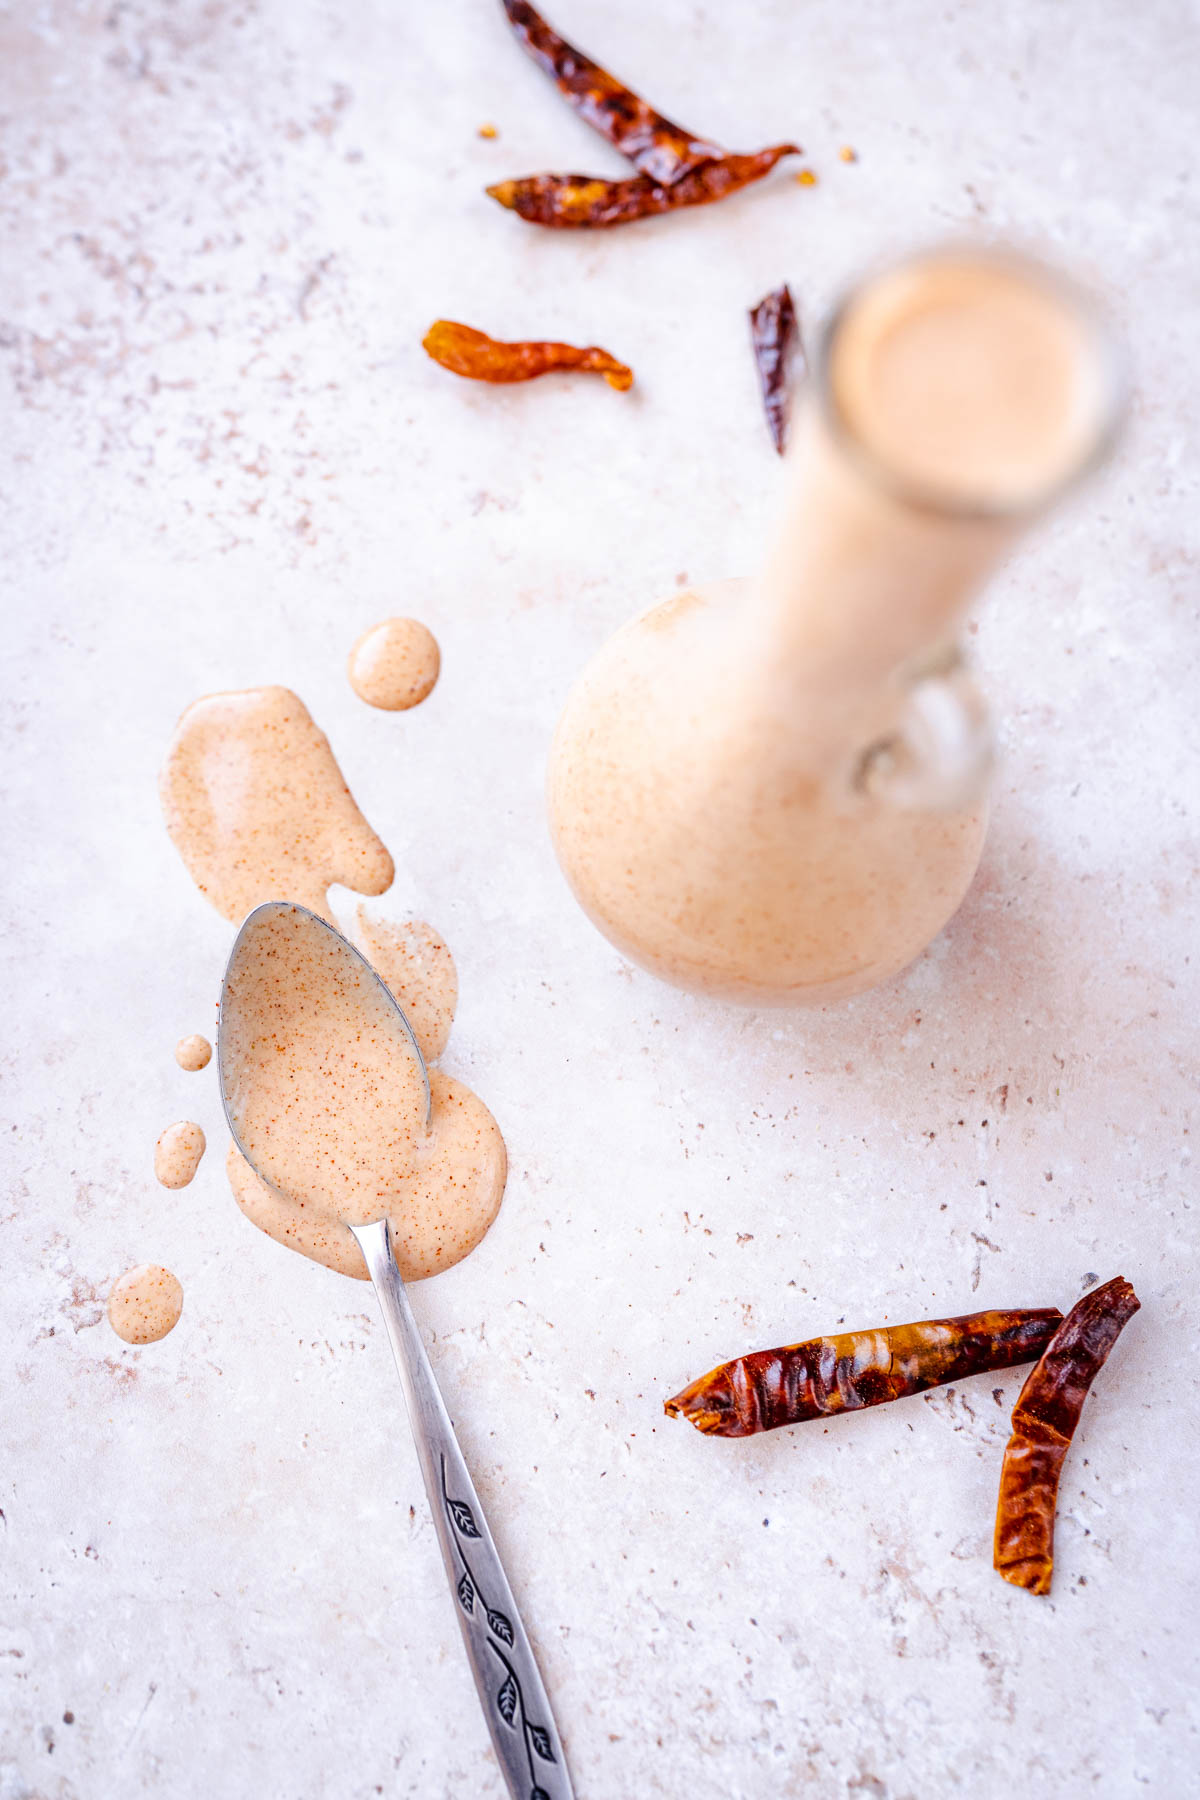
[174,1033,212,1071]
[161,685,503,1279]
[351,908,458,1063]
[222,905,504,1281]
[154,1121,206,1188]
[108,1265,184,1343]
[348,618,441,711]
[160,686,393,922]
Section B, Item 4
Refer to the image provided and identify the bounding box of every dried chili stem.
[500,0,722,186]
[994,1276,1139,1595]
[487,144,799,229]
[422,320,633,390]
[749,283,802,455]
[665,1307,1064,1438]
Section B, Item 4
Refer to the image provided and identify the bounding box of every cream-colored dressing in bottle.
[548,248,1121,1005]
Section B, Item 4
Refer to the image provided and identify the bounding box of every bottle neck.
[750,243,1118,719]
[756,406,1017,697]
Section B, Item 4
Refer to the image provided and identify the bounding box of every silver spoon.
[217,901,574,1800]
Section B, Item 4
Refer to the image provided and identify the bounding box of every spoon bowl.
[218,900,432,1196]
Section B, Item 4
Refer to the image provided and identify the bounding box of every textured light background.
[2,3,1198,1796]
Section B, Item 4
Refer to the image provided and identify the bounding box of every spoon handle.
[350,1219,575,1800]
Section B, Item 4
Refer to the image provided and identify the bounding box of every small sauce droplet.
[155,1121,206,1189]
[348,619,441,712]
[174,1033,212,1072]
[839,145,858,163]
[108,1265,184,1344]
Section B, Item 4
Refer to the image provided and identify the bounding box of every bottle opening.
[821,248,1124,518]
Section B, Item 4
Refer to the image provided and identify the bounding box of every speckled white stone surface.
[2,4,1198,1797]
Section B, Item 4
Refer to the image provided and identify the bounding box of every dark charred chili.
[749,283,802,454]
[994,1275,1139,1595]
[665,1306,1064,1438]
[422,320,633,389]
[486,144,799,229]
[500,0,722,186]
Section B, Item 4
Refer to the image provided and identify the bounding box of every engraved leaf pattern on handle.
[440,1455,562,1800]
[497,1671,519,1726]
[529,1725,556,1762]
[447,1497,481,1538]
[487,1607,515,1646]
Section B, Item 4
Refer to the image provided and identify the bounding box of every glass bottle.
[547,247,1122,1005]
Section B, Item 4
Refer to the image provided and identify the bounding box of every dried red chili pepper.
[749,283,802,455]
[665,1306,1064,1438]
[486,144,799,230]
[422,320,633,390]
[994,1275,1139,1595]
[500,0,722,187]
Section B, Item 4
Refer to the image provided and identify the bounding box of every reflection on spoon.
[218,903,505,1280]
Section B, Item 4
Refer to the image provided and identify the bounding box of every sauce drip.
[351,908,458,1063]
[348,618,441,711]
[154,1121,206,1189]
[221,905,504,1281]
[175,1033,212,1071]
[160,686,393,922]
[108,1265,184,1343]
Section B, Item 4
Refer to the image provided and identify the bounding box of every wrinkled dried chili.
[749,283,802,455]
[487,144,799,229]
[994,1275,1139,1595]
[665,1306,1064,1438]
[501,0,722,186]
[422,320,633,389]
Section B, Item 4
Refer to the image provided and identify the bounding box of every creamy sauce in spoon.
[174,1033,212,1071]
[154,1121,206,1188]
[108,1264,184,1343]
[160,686,394,922]
[221,905,504,1281]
